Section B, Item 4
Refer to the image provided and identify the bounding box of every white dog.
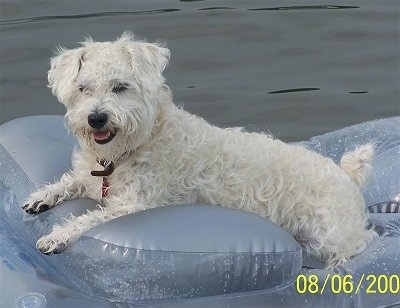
[23,32,377,268]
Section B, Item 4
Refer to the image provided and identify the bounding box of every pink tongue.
[93,131,111,141]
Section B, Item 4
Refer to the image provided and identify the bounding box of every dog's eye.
[112,83,128,94]
[78,85,89,93]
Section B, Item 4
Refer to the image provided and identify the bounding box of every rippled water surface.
[1,0,399,140]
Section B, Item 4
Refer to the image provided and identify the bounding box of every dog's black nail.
[40,244,65,255]
[37,204,50,213]
[51,248,63,255]
[23,200,47,214]
[53,195,60,203]
[25,208,36,214]
[25,209,33,214]
[33,200,42,207]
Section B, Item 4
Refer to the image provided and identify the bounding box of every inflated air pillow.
[1,115,399,308]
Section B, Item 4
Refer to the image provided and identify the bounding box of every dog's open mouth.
[92,131,116,144]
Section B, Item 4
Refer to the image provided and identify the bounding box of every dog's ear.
[140,42,171,73]
[48,46,85,105]
[118,32,170,87]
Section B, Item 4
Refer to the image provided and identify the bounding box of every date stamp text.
[296,274,400,295]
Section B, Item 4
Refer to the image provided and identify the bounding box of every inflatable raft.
[0,116,399,308]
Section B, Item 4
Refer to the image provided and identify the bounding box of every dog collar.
[91,158,115,177]
[91,158,115,198]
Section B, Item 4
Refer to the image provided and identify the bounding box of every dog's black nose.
[88,112,108,129]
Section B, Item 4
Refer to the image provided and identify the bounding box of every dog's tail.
[340,143,374,188]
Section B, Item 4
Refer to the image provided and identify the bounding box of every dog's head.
[48,32,170,160]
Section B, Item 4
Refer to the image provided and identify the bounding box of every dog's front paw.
[37,233,70,255]
[22,189,61,214]
[22,200,51,214]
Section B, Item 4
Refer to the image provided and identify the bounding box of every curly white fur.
[24,32,377,268]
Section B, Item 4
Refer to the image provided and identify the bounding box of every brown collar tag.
[101,177,110,198]
[91,158,115,198]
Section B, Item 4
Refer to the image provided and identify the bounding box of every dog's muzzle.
[88,112,116,144]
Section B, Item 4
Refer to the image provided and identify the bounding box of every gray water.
[1,0,399,141]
